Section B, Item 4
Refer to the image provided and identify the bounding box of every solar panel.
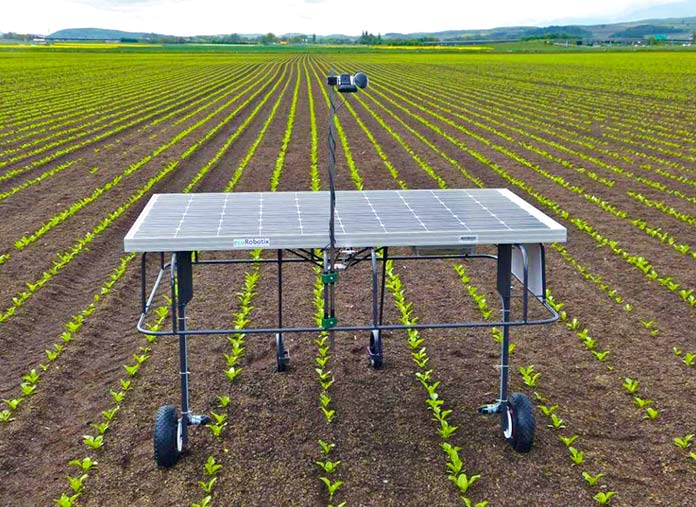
[124,189,567,252]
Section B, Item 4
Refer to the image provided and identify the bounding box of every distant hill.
[382,16,696,41]
[47,28,170,40]
[45,15,696,43]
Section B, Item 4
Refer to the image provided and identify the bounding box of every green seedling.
[415,369,433,384]
[91,422,109,435]
[20,383,37,396]
[449,473,480,495]
[622,377,640,394]
[315,356,330,369]
[426,394,444,412]
[123,363,140,377]
[319,477,343,500]
[22,369,40,385]
[673,434,694,450]
[319,393,331,409]
[538,404,559,417]
[225,366,243,382]
[109,389,125,404]
[198,477,217,494]
[210,411,227,425]
[315,459,341,474]
[640,319,655,329]
[593,491,616,504]
[102,407,119,422]
[548,414,566,430]
[204,456,222,476]
[408,336,424,349]
[321,407,336,423]
[328,503,347,507]
[317,345,330,357]
[582,337,597,350]
[683,353,696,367]
[582,471,605,487]
[69,457,97,472]
[315,368,332,382]
[559,435,579,447]
[318,439,335,455]
[191,496,212,507]
[224,353,240,367]
[633,397,653,409]
[643,407,660,420]
[67,473,88,494]
[3,398,23,411]
[433,409,453,424]
[568,446,585,465]
[441,442,463,475]
[320,379,335,391]
[424,381,441,397]
[689,452,696,462]
[519,365,541,388]
[217,395,231,408]
[46,348,61,362]
[0,409,13,423]
[411,348,429,368]
[566,318,581,331]
[54,493,80,507]
[437,419,458,439]
[82,434,104,450]
[119,379,131,391]
[462,499,489,507]
[592,350,609,362]
[133,353,149,364]
[207,422,226,437]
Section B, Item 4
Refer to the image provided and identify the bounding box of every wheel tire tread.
[154,405,179,467]
[507,392,535,453]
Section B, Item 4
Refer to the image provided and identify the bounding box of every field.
[0,47,695,506]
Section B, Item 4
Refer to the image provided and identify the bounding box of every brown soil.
[0,52,694,507]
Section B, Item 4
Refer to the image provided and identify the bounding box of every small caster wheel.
[501,392,535,453]
[368,329,383,369]
[154,405,181,467]
[275,333,290,372]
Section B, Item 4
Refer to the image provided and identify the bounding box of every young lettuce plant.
[319,477,343,500]
[582,471,606,487]
[53,493,80,507]
[673,434,694,450]
[593,491,617,504]
[82,434,104,450]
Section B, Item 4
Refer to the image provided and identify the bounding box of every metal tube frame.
[138,243,557,453]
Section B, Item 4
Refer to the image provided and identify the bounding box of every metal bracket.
[322,317,338,328]
[322,272,338,284]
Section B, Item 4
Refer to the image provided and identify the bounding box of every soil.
[0,52,695,507]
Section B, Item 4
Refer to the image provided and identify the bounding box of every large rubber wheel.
[154,405,180,467]
[275,333,289,372]
[501,392,535,453]
[368,330,383,369]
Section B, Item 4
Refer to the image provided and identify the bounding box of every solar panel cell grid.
[124,189,567,252]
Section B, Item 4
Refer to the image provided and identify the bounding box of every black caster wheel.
[368,330,383,369]
[154,405,181,467]
[275,333,290,372]
[501,392,535,453]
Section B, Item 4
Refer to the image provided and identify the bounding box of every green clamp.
[321,271,338,284]
[321,317,338,329]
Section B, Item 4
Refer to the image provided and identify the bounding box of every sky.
[3,0,695,36]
